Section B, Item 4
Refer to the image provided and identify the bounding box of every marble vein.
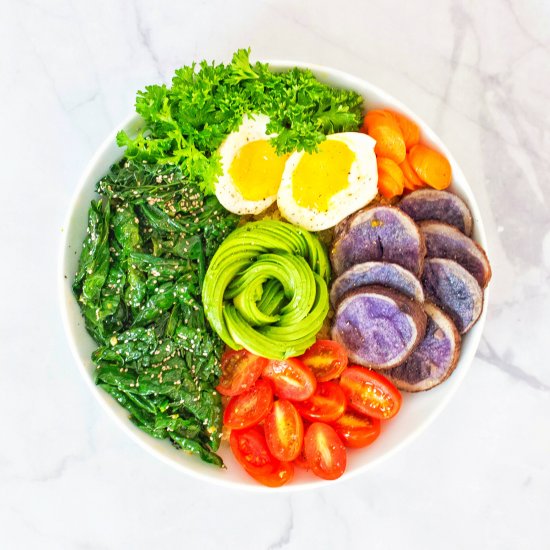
[435,0,472,125]
[2,1,550,548]
[68,91,101,113]
[503,0,550,53]
[398,68,550,170]
[27,453,89,484]
[478,337,550,392]
[267,496,295,550]
[261,0,377,68]
[318,491,352,548]
[132,0,165,82]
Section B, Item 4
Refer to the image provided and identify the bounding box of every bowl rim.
[59,59,489,492]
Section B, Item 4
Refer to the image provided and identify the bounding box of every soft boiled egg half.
[215,114,289,215]
[277,132,378,231]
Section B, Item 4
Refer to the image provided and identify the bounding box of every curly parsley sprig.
[117,48,363,195]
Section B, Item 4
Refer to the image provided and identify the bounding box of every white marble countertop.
[2,0,549,548]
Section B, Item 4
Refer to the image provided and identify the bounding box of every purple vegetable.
[420,221,491,288]
[331,206,426,277]
[384,303,461,392]
[330,261,424,308]
[399,189,473,236]
[422,258,483,334]
[331,285,427,369]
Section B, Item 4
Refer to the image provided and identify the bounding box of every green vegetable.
[117,48,363,195]
[202,220,330,359]
[73,48,359,468]
[74,160,238,466]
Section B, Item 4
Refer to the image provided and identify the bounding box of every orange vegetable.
[386,110,420,150]
[363,110,406,164]
[408,144,452,190]
[377,157,404,199]
[400,156,424,191]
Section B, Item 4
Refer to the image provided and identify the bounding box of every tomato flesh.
[223,379,273,429]
[253,461,294,487]
[298,340,348,382]
[293,446,310,470]
[304,422,347,480]
[294,382,347,422]
[230,427,276,476]
[262,358,317,401]
[216,349,267,397]
[264,399,304,462]
[332,411,381,448]
[229,427,293,487]
[339,367,402,420]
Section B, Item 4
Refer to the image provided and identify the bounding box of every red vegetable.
[339,367,402,420]
[216,348,267,397]
[223,379,273,429]
[294,382,347,423]
[332,411,381,448]
[230,427,293,487]
[304,422,347,480]
[298,340,348,382]
[262,358,317,401]
[264,400,304,462]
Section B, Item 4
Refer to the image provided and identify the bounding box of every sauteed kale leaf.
[73,160,238,466]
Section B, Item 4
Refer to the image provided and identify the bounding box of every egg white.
[215,113,281,216]
[277,132,378,231]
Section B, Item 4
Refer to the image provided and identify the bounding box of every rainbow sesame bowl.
[59,60,488,491]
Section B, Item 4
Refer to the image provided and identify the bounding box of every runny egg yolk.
[292,140,356,211]
[229,140,289,201]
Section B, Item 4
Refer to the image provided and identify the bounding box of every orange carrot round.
[408,144,452,190]
[377,157,404,199]
[399,156,424,191]
[363,110,406,164]
[386,110,420,150]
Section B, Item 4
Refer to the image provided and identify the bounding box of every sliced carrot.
[400,156,424,191]
[363,109,392,126]
[363,110,406,164]
[377,157,404,199]
[386,110,420,150]
[408,144,452,190]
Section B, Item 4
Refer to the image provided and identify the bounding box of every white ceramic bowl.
[59,61,489,491]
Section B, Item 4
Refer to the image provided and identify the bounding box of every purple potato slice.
[420,221,491,288]
[384,303,461,392]
[399,189,473,236]
[422,258,483,334]
[331,285,427,369]
[330,261,424,308]
[331,206,426,277]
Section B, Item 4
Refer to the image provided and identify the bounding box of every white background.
[2,0,549,548]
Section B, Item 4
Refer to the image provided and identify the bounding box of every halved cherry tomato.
[332,411,381,448]
[293,446,310,470]
[230,427,293,487]
[223,379,273,429]
[339,367,402,420]
[304,422,347,480]
[298,340,348,382]
[262,358,317,401]
[264,400,303,461]
[216,349,267,397]
[294,382,347,422]
[230,426,276,476]
[254,461,294,487]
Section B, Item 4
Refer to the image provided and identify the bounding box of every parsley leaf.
[117,48,363,195]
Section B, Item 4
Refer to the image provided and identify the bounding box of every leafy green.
[74,160,238,465]
[74,48,363,468]
[117,48,363,195]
